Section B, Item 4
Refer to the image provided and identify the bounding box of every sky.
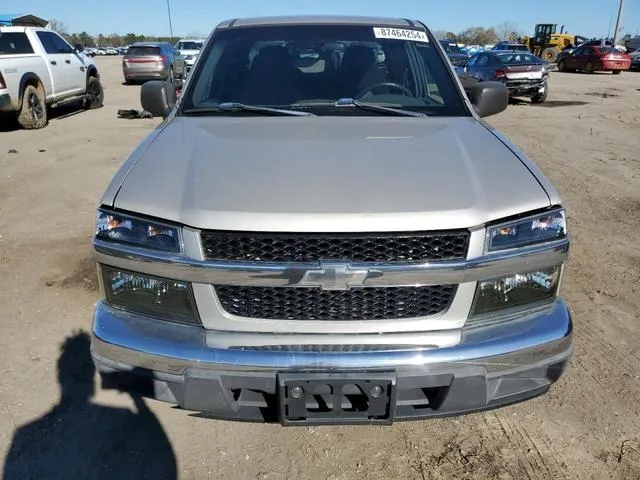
[3,0,640,39]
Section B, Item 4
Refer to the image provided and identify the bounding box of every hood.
[111,116,551,232]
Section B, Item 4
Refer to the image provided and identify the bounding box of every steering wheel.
[356,82,415,99]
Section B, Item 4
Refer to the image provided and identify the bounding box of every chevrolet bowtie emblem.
[299,262,370,290]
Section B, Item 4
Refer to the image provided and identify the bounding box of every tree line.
[433,21,525,46]
[49,18,520,48]
[48,19,203,47]
[50,19,633,49]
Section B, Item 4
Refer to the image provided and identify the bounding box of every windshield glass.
[598,47,618,53]
[126,46,161,56]
[182,24,467,116]
[496,53,541,64]
[177,41,203,50]
[440,41,463,54]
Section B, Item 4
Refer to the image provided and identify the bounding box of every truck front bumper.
[91,300,572,424]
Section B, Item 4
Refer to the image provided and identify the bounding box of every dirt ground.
[0,56,639,480]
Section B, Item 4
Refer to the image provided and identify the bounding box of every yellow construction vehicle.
[523,24,586,62]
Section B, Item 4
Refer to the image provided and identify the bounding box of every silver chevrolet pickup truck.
[91,16,572,425]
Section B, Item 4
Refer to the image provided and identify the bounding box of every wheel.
[531,83,548,104]
[541,47,559,63]
[84,76,104,109]
[585,62,594,74]
[611,70,621,75]
[17,84,47,129]
[167,67,175,84]
[558,60,566,72]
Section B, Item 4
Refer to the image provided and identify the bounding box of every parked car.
[491,42,530,52]
[557,45,631,74]
[629,50,640,70]
[122,42,186,84]
[174,38,205,72]
[105,47,118,55]
[438,40,468,66]
[460,51,549,103]
[0,26,103,129]
[91,15,572,425]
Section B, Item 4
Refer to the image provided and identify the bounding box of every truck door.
[35,31,83,96]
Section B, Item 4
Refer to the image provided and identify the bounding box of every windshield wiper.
[292,98,427,117]
[182,102,315,116]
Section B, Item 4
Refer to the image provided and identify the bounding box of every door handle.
[65,59,71,64]
[50,60,57,65]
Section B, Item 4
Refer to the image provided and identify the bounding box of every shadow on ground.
[2,331,177,480]
[509,98,590,107]
[0,100,96,133]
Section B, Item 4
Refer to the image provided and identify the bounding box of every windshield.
[126,46,161,56]
[496,53,541,64]
[598,47,618,54]
[181,24,467,117]
[440,41,463,55]
[177,41,203,50]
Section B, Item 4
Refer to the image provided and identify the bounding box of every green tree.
[457,27,499,46]
[78,32,95,47]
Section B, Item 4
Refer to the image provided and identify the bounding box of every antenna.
[166,0,174,42]
[613,0,624,45]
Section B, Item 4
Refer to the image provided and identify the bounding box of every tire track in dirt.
[577,319,640,378]
[483,412,569,479]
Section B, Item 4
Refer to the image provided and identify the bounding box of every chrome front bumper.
[91,299,573,422]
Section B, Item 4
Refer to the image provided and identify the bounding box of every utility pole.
[166,0,174,42]
[612,0,624,45]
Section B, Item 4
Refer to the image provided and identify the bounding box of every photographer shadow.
[3,332,177,480]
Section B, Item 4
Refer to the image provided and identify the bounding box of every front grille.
[229,344,433,352]
[201,230,469,263]
[215,285,456,320]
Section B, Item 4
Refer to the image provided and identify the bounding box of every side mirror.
[74,44,84,53]
[469,81,508,118]
[141,80,177,118]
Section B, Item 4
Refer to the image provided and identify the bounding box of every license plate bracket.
[278,372,397,426]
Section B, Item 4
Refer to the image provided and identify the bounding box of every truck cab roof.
[216,15,423,29]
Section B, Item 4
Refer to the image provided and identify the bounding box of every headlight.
[101,266,200,325]
[471,265,561,317]
[486,209,566,253]
[95,209,181,252]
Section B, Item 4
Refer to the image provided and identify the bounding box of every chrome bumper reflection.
[91,299,573,375]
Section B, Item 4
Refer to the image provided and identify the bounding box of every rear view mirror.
[141,80,177,118]
[469,81,508,117]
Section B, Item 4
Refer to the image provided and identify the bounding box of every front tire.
[611,70,621,75]
[167,67,175,84]
[17,84,47,129]
[541,47,559,63]
[84,76,104,109]
[585,62,594,74]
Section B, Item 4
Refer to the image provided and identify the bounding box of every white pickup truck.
[0,26,104,129]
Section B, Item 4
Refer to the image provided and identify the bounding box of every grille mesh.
[201,231,469,263]
[215,285,456,320]
[229,344,432,352]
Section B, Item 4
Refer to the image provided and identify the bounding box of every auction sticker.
[373,27,429,43]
